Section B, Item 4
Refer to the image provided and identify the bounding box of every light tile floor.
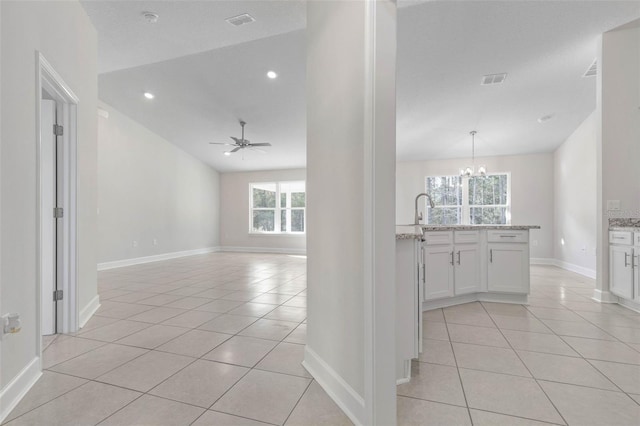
[4,256,640,425]
[3,253,350,426]
[398,265,640,425]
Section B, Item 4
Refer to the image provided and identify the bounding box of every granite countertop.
[420,225,541,231]
[609,218,640,232]
[396,225,423,240]
[396,224,540,239]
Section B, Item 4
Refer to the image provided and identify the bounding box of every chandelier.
[459,131,487,177]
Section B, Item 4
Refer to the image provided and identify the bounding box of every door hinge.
[53,207,64,218]
[53,290,63,301]
[53,124,64,136]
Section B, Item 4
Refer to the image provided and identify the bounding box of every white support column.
[305,1,397,425]
[595,21,640,303]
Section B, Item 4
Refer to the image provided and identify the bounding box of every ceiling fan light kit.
[209,120,272,156]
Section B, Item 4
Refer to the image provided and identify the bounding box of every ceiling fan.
[209,120,271,156]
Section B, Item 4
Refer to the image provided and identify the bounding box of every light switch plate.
[607,200,621,211]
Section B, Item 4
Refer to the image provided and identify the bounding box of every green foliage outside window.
[425,174,509,225]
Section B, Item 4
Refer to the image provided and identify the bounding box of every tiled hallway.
[3,255,640,425]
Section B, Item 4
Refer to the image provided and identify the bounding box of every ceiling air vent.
[226,13,256,27]
[481,73,507,86]
[583,59,597,77]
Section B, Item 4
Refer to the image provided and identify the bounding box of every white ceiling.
[87,1,640,172]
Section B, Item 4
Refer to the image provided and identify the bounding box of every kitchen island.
[395,224,540,383]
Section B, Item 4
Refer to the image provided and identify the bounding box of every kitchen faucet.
[414,193,435,225]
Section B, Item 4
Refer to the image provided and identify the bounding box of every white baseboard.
[530,258,556,265]
[302,346,365,426]
[618,298,640,313]
[422,292,528,311]
[79,294,101,328]
[592,289,619,303]
[531,258,596,280]
[220,246,306,255]
[97,247,221,271]
[0,357,42,423]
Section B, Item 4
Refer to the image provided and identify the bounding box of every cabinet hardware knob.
[457,251,461,265]
[490,249,493,263]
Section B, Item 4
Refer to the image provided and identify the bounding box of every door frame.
[36,52,79,356]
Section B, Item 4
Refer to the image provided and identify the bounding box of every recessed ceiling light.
[537,113,554,123]
[223,151,231,156]
[143,92,154,100]
[142,12,159,24]
[267,71,278,79]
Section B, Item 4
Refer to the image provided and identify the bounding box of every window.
[250,181,306,233]
[425,173,510,225]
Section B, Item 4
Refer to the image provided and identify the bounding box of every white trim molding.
[79,295,101,328]
[592,289,619,304]
[220,246,306,255]
[531,258,596,280]
[0,357,42,424]
[97,247,221,271]
[302,346,365,426]
[617,298,640,313]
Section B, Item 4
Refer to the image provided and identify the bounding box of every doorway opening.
[37,53,79,352]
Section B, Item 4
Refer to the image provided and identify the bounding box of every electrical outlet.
[2,313,21,335]
[153,238,158,246]
[132,240,138,248]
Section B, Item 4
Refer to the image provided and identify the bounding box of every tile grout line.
[478,301,569,426]
[440,309,474,426]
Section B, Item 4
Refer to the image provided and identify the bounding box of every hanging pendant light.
[459,131,487,177]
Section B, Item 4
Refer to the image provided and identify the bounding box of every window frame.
[249,180,306,235]
[424,172,511,225]
[466,172,511,225]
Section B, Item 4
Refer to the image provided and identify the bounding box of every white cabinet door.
[487,244,529,294]
[424,245,454,300]
[634,250,640,304]
[454,244,479,295]
[610,245,634,300]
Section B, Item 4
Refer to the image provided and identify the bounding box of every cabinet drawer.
[610,231,632,245]
[454,231,479,244]
[487,230,528,243]
[423,231,453,246]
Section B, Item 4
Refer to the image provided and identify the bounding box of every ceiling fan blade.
[209,142,235,145]
[230,146,242,153]
[230,136,242,143]
[250,143,271,147]
[248,147,266,154]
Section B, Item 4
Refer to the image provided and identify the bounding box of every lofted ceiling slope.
[90,1,640,172]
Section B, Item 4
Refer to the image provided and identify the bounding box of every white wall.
[596,21,640,297]
[219,169,306,253]
[396,153,554,259]
[554,112,597,275]
[97,102,220,264]
[0,0,97,408]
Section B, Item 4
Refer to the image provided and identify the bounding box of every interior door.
[41,99,57,335]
